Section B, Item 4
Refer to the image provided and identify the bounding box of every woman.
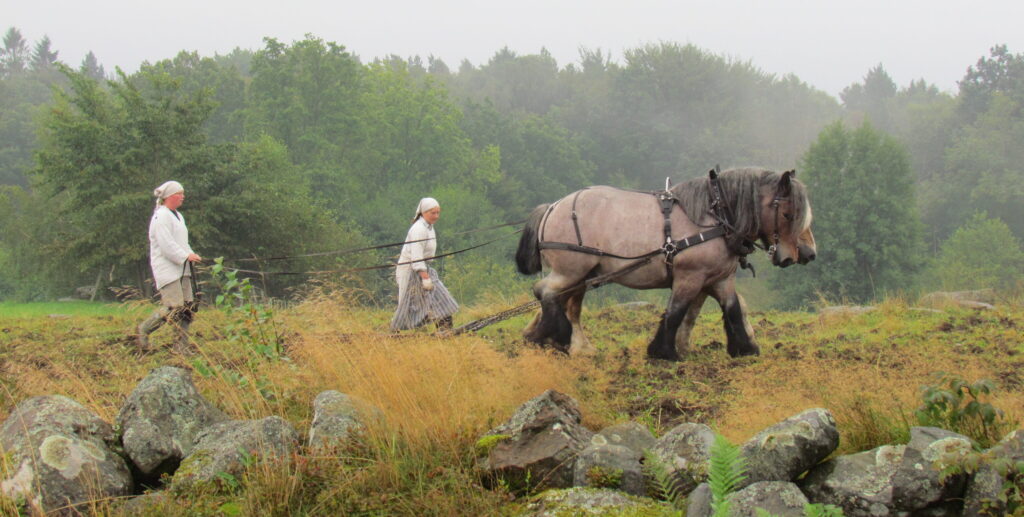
[135,180,203,353]
[390,197,458,332]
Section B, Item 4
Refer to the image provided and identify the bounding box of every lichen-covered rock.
[172,416,299,487]
[520,487,672,516]
[740,408,839,488]
[800,444,906,516]
[1,395,132,515]
[647,422,715,496]
[572,443,645,495]
[686,482,713,517]
[308,390,379,449]
[727,481,809,516]
[963,429,1024,516]
[116,366,228,481]
[892,427,972,511]
[478,390,594,493]
[592,422,656,457]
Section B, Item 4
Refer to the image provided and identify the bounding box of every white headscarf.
[153,181,184,206]
[414,197,439,222]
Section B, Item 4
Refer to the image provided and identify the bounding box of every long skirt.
[390,267,458,331]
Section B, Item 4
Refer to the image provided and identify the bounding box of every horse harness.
[536,167,794,277]
[536,182,727,276]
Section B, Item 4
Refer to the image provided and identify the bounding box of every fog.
[9,0,1024,96]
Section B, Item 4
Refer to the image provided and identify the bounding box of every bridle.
[708,167,794,263]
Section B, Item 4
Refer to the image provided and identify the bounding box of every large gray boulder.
[172,416,299,487]
[739,408,840,488]
[1,395,132,515]
[891,427,973,511]
[572,443,645,495]
[116,366,228,481]
[800,444,906,516]
[647,422,716,496]
[685,481,809,517]
[308,390,379,449]
[963,430,1024,516]
[520,487,671,516]
[727,481,810,516]
[592,421,656,456]
[478,390,594,493]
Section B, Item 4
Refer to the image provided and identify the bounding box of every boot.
[135,311,165,353]
[172,309,195,355]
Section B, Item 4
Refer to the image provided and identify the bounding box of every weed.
[210,258,285,360]
[708,433,746,517]
[585,465,624,489]
[916,372,1017,448]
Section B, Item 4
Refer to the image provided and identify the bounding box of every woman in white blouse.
[135,180,202,353]
[391,197,458,331]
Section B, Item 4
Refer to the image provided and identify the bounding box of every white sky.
[8,0,1024,97]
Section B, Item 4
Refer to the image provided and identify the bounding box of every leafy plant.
[641,450,685,515]
[210,257,285,359]
[915,372,1016,448]
[585,465,623,489]
[709,433,747,517]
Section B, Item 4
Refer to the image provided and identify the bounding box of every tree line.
[0,27,1021,307]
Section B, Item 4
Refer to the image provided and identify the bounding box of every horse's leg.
[647,274,703,361]
[673,291,707,357]
[708,279,760,357]
[565,290,595,356]
[523,273,575,347]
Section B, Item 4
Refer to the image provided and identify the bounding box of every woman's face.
[422,206,441,225]
[164,191,185,210]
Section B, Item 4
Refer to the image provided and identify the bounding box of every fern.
[642,450,685,510]
[709,433,747,517]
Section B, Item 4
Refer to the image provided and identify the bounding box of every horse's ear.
[709,164,720,180]
[779,170,794,195]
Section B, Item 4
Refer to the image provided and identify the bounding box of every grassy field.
[1,292,1022,515]
[0,300,146,318]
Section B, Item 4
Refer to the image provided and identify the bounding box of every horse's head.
[759,170,816,268]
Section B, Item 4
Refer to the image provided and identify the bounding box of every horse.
[514,167,816,360]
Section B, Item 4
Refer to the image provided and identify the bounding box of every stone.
[1,395,132,515]
[478,390,594,493]
[647,422,716,496]
[308,390,379,449]
[116,366,228,482]
[800,444,906,516]
[572,443,645,495]
[173,416,299,487]
[891,427,972,511]
[740,408,840,487]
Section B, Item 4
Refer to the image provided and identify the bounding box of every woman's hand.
[187,253,202,263]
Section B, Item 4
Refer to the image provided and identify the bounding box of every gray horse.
[515,167,816,360]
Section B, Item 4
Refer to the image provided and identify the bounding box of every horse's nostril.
[780,258,794,268]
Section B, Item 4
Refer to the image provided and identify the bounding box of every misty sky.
[8,0,1024,97]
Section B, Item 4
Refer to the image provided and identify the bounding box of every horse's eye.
[783,213,793,221]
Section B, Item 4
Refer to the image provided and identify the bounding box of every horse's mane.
[670,167,810,245]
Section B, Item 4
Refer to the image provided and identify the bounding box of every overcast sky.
[8,0,1024,98]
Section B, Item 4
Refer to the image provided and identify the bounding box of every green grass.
[0,300,144,319]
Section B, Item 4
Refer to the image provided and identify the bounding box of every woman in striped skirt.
[390,197,458,332]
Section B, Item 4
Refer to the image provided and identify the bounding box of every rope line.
[225,219,525,263]
[209,229,522,277]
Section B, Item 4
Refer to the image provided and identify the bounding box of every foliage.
[772,121,924,307]
[709,433,747,517]
[915,372,1017,448]
[585,465,624,489]
[930,212,1024,292]
[641,450,684,514]
[209,258,284,359]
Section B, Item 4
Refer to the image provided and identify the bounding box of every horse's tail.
[516,203,550,275]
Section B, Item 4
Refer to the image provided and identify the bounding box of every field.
[1,294,1022,515]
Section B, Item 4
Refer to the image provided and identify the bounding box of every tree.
[931,213,1024,292]
[0,27,29,77]
[772,121,924,306]
[79,51,105,81]
[31,65,354,296]
[841,64,897,132]
[30,35,59,71]
[958,45,1024,123]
